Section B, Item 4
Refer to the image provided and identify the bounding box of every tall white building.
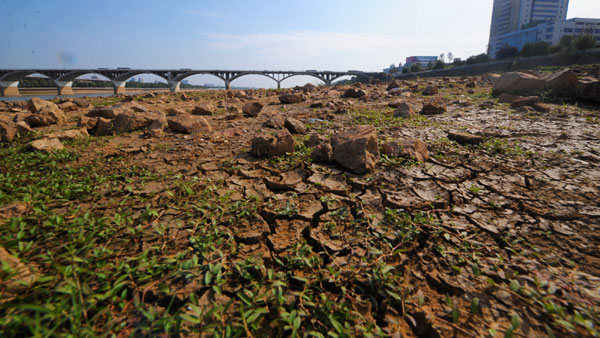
[489,0,570,57]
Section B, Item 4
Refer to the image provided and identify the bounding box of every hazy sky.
[1,0,599,88]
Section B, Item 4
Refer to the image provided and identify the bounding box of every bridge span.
[0,68,375,96]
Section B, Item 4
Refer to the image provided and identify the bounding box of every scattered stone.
[27,97,58,113]
[58,102,78,112]
[393,103,416,118]
[343,88,366,98]
[24,107,65,127]
[448,131,484,145]
[279,93,305,104]
[497,93,521,104]
[532,102,551,113]
[192,104,214,116]
[168,114,212,134]
[46,128,89,141]
[263,114,285,129]
[386,80,401,91]
[242,102,263,117]
[0,246,38,296]
[331,125,379,174]
[284,118,306,134]
[510,96,540,108]
[423,85,439,95]
[420,97,446,115]
[309,102,324,108]
[73,98,90,107]
[167,108,186,116]
[251,129,296,158]
[543,68,579,91]
[579,79,600,102]
[466,81,476,88]
[0,120,33,142]
[381,139,429,162]
[93,118,113,136]
[0,202,29,220]
[305,133,327,147]
[87,106,118,119]
[311,142,333,163]
[492,72,545,94]
[30,138,64,152]
[112,111,166,133]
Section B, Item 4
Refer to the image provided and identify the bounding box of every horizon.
[1,0,599,88]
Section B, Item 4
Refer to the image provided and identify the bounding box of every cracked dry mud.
[1,68,599,337]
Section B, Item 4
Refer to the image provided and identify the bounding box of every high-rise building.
[488,0,570,57]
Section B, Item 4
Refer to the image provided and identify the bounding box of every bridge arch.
[111,71,170,95]
[229,72,281,89]
[0,71,56,96]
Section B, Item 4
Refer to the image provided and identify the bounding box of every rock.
[94,118,113,136]
[46,128,89,141]
[343,88,366,98]
[466,81,476,88]
[309,102,324,109]
[448,131,484,145]
[25,106,65,127]
[58,102,78,112]
[331,125,379,174]
[192,104,214,116]
[420,97,446,115]
[388,87,408,96]
[263,114,285,129]
[497,93,521,104]
[30,138,64,152]
[510,96,540,108]
[77,116,99,130]
[532,103,551,113]
[579,79,600,102]
[386,80,401,91]
[284,118,306,134]
[393,103,416,118]
[492,72,545,94]
[279,93,305,104]
[423,86,439,95]
[242,102,263,117]
[251,129,296,158]
[167,108,186,116]
[87,106,118,119]
[27,97,58,113]
[12,112,32,123]
[168,114,212,134]
[112,111,166,133]
[0,202,29,220]
[305,133,327,147]
[311,142,333,163]
[0,246,38,295]
[0,120,32,142]
[543,68,578,91]
[73,98,90,107]
[382,139,429,162]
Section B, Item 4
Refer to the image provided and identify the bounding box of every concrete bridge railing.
[0,69,373,97]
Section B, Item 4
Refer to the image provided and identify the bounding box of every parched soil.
[1,69,599,337]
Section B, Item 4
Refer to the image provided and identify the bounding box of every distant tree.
[559,35,574,48]
[410,63,421,72]
[549,45,563,54]
[447,52,454,63]
[402,67,410,74]
[433,60,445,69]
[465,53,490,65]
[520,42,550,57]
[495,46,519,59]
[439,53,445,63]
[452,58,464,66]
[520,43,535,57]
[575,35,597,50]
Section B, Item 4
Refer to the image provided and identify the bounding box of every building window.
[575,22,584,25]
[564,28,573,33]
[546,27,554,32]
[545,34,553,40]
[596,29,600,34]
[574,28,583,33]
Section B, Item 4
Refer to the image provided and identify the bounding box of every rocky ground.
[0,65,599,337]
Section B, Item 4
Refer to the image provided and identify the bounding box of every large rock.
[386,80,401,91]
[86,106,119,119]
[284,118,306,134]
[73,98,90,108]
[279,93,305,104]
[28,97,58,113]
[58,102,78,112]
[382,139,429,162]
[423,85,439,96]
[543,68,579,91]
[112,111,166,133]
[448,132,484,145]
[492,72,545,94]
[343,88,366,98]
[168,114,212,134]
[24,106,65,127]
[242,102,263,117]
[393,103,416,118]
[331,125,379,174]
[46,128,89,141]
[77,116,98,130]
[311,142,333,163]
[264,114,286,128]
[420,97,446,115]
[579,79,600,102]
[192,103,214,116]
[30,138,64,152]
[0,120,33,142]
[251,129,296,158]
[510,96,540,108]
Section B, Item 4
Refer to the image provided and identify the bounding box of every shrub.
[575,35,597,51]
[433,60,445,69]
[410,64,421,72]
[496,46,518,59]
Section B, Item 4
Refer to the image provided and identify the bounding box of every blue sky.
[1,0,599,88]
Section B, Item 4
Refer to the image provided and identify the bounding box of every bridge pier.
[276,80,281,89]
[55,80,74,96]
[169,80,180,93]
[225,80,231,91]
[113,81,127,95]
[0,81,20,97]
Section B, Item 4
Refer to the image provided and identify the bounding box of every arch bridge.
[0,68,374,96]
